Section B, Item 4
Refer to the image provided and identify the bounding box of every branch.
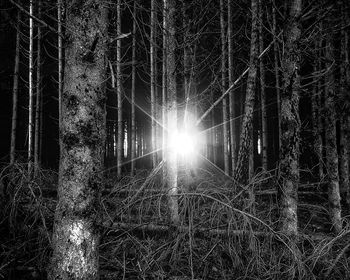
[10,0,58,33]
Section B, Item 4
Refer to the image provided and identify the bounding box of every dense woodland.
[0,0,350,279]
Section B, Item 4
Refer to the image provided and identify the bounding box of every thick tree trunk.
[324,18,342,234]
[131,0,137,175]
[233,0,258,184]
[10,12,21,165]
[151,0,157,168]
[258,0,268,171]
[117,0,123,177]
[165,0,179,225]
[278,0,302,236]
[48,2,108,279]
[220,0,230,175]
[28,0,34,175]
[227,0,236,174]
[58,0,63,128]
[34,0,42,175]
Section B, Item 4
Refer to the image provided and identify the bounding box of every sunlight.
[169,129,197,158]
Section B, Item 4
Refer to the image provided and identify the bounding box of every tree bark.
[117,0,123,177]
[58,0,63,129]
[278,0,302,236]
[165,0,179,225]
[10,11,21,165]
[48,1,108,279]
[151,0,157,168]
[227,0,236,174]
[233,0,258,184]
[220,0,230,175]
[28,0,34,175]
[258,0,268,171]
[131,0,137,175]
[324,12,342,234]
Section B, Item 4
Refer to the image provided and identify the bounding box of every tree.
[278,0,302,236]
[233,0,259,184]
[10,11,20,165]
[28,0,34,175]
[117,0,123,177]
[49,1,108,278]
[58,0,63,127]
[131,0,137,175]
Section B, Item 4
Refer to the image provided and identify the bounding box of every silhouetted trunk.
[10,12,20,165]
[28,0,34,175]
[151,0,157,168]
[165,0,179,225]
[279,0,302,236]
[227,0,236,174]
[324,13,342,234]
[34,0,42,175]
[131,0,136,175]
[233,0,258,184]
[117,0,123,177]
[49,1,108,279]
[258,0,267,171]
[220,0,229,175]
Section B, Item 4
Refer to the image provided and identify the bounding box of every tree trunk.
[258,0,268,171]
[324,16,342,234]
[131,0,137,175]
[34,0,42,175]
[165,0,179,225]
[151,0,157,168]
[58,0,63,128]
[162,0,167,185]
[220,0,230,175]
[28,0,34,175]
[117,0,123,177]
[48,1,108,279]
[227,0,236,174]
[233,0,258,184]
[278,0,302,236]
[10,11,21,165]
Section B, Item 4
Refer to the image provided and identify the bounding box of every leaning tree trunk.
[258,0,268,171]
[324,17,342,234]
[233,0,259,184]
[28,0,34,175]
[165,0,179,225]
[131,0,137,175]
[278,0,302,236]
[117,0,123,177]
[220,0,230,175]
[34,0,42,175]
[48,1,108,279]
[10,11,21,165]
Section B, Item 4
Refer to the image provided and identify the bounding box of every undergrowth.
[0,162,350,279]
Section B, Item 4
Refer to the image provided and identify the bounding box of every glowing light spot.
[169,130,198,158]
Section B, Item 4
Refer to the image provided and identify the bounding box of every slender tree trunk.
[162,0,167,184]
[220,0,230,175]
[151,0,157,168]
[324,17,342,234]
[117,0,123,177]
[233,0,258,184]
[165,0,179,225]
[227,0,236,174]
[272,0,281,152]
[211,91,217,165]
[258,0,268,171]
[58,0,63,129]
[28,0,34,175]
[10,12,21,165]
[131,0,137,175]
[34,0,42,175]
[278,0,302,236]
[48,1,108,279]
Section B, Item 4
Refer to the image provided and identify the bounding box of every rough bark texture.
[28,0,34,175]
[49,1,108,279]
[220,0,230,175]
[58,0,63,128]
[117,0,123,177]
[233,0,258,184]
[165,0,179,225]
[258,0,268,171]
[324,17,342,234]
[227,0,236,174]
[279,0,302,236]
[10,12,20,165]
[131,0,136,175]
[151,0,157,168]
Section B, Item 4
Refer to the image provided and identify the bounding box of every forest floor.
[0,162,350,279]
